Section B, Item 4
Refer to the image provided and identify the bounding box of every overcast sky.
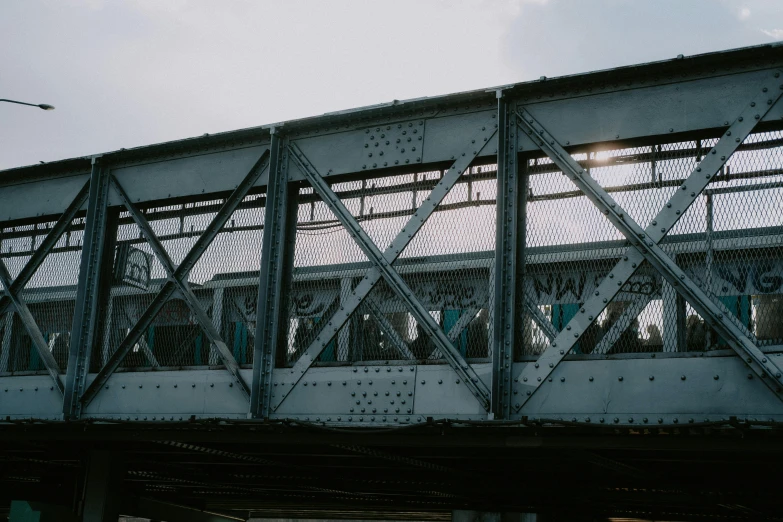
[1,0,782,171]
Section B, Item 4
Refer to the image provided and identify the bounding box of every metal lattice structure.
[1,44,783,430]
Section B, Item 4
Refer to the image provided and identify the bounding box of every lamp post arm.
[0,99,54,110]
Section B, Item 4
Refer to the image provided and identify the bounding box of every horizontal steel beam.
[3,57,783,223]
[4,352,783,423]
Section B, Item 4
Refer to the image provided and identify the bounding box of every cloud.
[499,0,549,17]
[739,7,751,20]
[761,28,783,39]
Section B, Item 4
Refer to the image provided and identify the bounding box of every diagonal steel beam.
[446,306,481,344]
[289,144,492,409]
[0,181,90,317]
[520,111,783,387]
[109,175,251,398]
[120,300,160,367]
[79,150,270,407]
[365,297,416,360]
[272,117,498,411]
[523,291,557,342]
[0,260,63,393]
[514,74,783,407]
[593,292,658,355]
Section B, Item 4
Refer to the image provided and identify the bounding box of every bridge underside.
[3,43,783,520]
[1,423,782,521]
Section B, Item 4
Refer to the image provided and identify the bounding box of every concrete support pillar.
[81,450,125,522]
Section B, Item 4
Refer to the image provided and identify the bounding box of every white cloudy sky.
[1,0,782,170]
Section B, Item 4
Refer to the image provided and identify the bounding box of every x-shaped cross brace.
[289,143,492,409]
[515,71,783,408]
[0,181,91,393]
[272,118,499,411]
[0,260,64,393]
[112,175,242,362]
[80,151,270,407]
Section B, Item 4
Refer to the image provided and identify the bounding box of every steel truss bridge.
[3,44,783,521]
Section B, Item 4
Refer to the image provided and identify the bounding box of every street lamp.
[0,99,55,111]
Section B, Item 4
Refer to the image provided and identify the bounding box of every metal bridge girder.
[79,150,271,408]
[514,72,783,407]
[271,115,499,412]
[288,142,492,410]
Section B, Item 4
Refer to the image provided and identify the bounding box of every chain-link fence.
[0,216,84,373]
[283,164,497,367]
[99,194,265,370]
[519,130,783,357]
[4,129,782,376]
[674,130,783,351]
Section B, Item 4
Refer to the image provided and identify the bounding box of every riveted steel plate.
[270,365,417,420]
[80,369,251,419]
[512,355,783,421]
[362,121,425,170]
[0,375,63,419]
[412,363,492,416]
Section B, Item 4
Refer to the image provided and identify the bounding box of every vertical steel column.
[63,157,113,418]
[492,92,523,419]
[80,450,124,522]
[250,129,295,418]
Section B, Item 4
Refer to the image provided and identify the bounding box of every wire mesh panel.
[673,130,783,350]
[516,133,783,358]
[401,165,497,361]
[100,195,265,370]
[286,182,368,365]
[283,164,497,366]
[521,152,629,357]
[584,142,701,355]
[0,217,84,373]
